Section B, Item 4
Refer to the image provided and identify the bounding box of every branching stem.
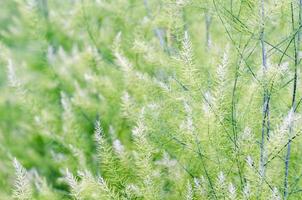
[284,2,301,199]
[259,0,269,176]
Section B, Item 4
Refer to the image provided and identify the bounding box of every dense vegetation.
[1,0,302,199]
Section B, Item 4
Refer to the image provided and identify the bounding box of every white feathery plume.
[115,51,132,72]
[7,59,20,88]
[155,152,177,168]
[246,155,254,168]
[13,158,32,200]
[125,184,141,197]
[228,183,236,199]
[181,31,193,65]
[217,171,225,185]
[64,169,81,200]
[69,144,86,168]
[186,181,193,200]
[121,91,133,117]
[132,120,146,138]
[202,91,213,116]
[180,101,194,134]
[94,120,104,145]
[180,31,196,81]
[64,169,78,191]
[113,32,132,73]
[270,187,281,200]
[268,109,295,152]
[113,139,125,155]
[193,177,204,196]
[217,49,228,83]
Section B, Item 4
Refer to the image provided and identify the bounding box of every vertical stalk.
[182,6,188,32]
[259,0,269,176]
[284,2,300,199]
[41,0,49,19]
[298,0,302,68]
[231,0,233,13]
[143,0,168,52]
[37,0,49,19]
[205,12,211,50]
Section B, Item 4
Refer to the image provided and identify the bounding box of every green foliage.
[1,0,302,199]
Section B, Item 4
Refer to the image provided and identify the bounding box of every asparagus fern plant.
[1,0,302,199]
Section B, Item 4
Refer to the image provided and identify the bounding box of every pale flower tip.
[246,156,254,168]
